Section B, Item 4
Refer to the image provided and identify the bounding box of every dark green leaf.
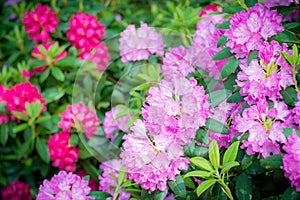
[281,187,300,200]
[82,160,100,181]
[208,89,231,107]
[247,50,258,65]
[154,189,168,200]
[184,177,196,189]
[196,129,209,145]
[227,92,244,103]
[89,191,112,200]
[42,88,65,104]
[260,154,283,170]
[55,56,78,68]
[223,141,240,165]
[280,86,298,107]
[222,6,243,14]
[205,118,229,134]
[220,57,240,79]
[196,179,216,197]
[209,140,220,170]
[283,22,300,30]
[0,102,7,114]
[217,35,227,47]
[36,137,50,163]
[40,68,50,83]
[191,157,214,171]
[245,0,257,8]
[212,47,233,60]
[211,183,228,200]
[272,31,299,44]
[13,123,28,133]
[69,134,79,146]
[168,175,186,199]
[283,128,293,138]
[236,173,252,200]
[0,124,9,146]
[51,67,65,81]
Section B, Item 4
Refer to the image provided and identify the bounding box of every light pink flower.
[23,4,58,43]
[58,102,100,139]
[119,22,164,63]
[37,171,94,200]
[86,42,110,71]
[282,131,300,192]
[48,132,78,172]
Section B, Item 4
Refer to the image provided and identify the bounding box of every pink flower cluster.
[48,132,78,172]
[23,4,58,43]
[121,119,190,192]
[99,159,130,200]
[1,180,32,200]
[88,42,111,71]
[198,4,222,17]
[67,12,106,59]
[237,41,293,104]
[119,22,164,63]
[58,102,100,139]
[0,85,9,124]
[225,3,284,58]
[282,131,300,192]
[1,82,46,121]
[103,107,132,141]
[77,170,99,192]
[189,5,228,79]
[233,98,290,158]
[37,171,94,200]
[142,76,211,146]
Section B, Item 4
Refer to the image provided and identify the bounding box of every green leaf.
[223,141,240,165]
[36,137,50,163]
[55,56,78,67]
[283,128,293,138]
[281,187,300,200]
[227,92,244,103]
[0,102,7,114]
[13,123,28,133]
[168,175,186,199]
[280,86,298,107]
[42,88,65,104]
[29,60,47,69]
[222,6,243,14]
[220,57,240,79]
[208,89,231,107]
[40,68,50,83]
[283,22,300,30]
[260,154,283,170]
[69,134,79,146]
[245,0,257,7]
[154,189,168,200]
[217,35,227,47]
[48,42,59,55]
[11,111,29,121]
[216,21,230,30]
[0,124,9,146]
[36,115,51,124]
[292,44,298,65]
[205,118,229,134]
[280,51,292,65]
[38,44,48,55]
[51,67,65,81]
[118,166,126,186]
[209,140,220,170]
[183,177,196,189]
[236,173,252,200]
[89,191,112,200]
[196,179,216,197]
[82,160,100,181]
[247,50,258,65]
[273,31,299,44]
[190,157,214,172]
[212,47,233,60]
[221,161,240,174]
[196,129,209,145]
[184,170,211,179]
[83,175,90,181]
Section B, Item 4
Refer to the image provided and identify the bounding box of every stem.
[180,29,190,48]
[112,186,120,200]
[31,123,38,138]
[237,0,248,11]
[292,67,299,92]
[51,0,59,14]
[79,0,84,11]
[218,179,234,200]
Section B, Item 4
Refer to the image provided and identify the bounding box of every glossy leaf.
[223,141,240,165]
[220,57,240,79]
[206,118,229,134]
[36,137,50,163]
[190,157,214,172]
[236,173,252,200]
[196,179,216,197]
[260,154,283,170]
[208,140,220,170]
[212,47,233,60]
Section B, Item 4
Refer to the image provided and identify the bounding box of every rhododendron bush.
[1,0,300,199]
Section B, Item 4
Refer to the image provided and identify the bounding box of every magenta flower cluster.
[1,180,32,200]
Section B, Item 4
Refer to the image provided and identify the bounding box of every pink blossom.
[234,98,290,158]
[77,170,99,191]
[265,0,298,22]
[103,107,132,141]
[119,22,164,63]
[282,131,300,192]
[85,42,110,71]
[1,180,32,200]
[37,171,94,200]
[67,12,105,59]
[121,119,190,192]
[58,102,100,139]
[142,76,211,146]
[161,46,194,81]
[48,132,79,172]
[23,4,58,43]
[198,4,222,18]
[3,82,46,121]
[225,3,284,58]
[293,93,300,126]
[99,159,130,200]
[189,9,228,79]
